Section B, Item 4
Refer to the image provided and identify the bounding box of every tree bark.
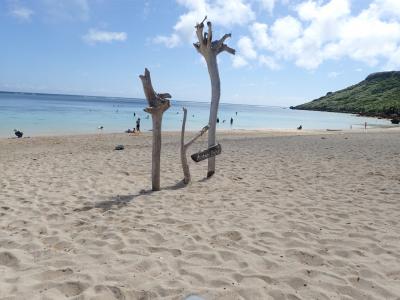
[180,107,209,184]
[151,111,162,190]
[206,55,220,177]
[180,108,190,184]
[194,17,235,178]
[139,68,170,191]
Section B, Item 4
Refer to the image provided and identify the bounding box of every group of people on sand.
[98,112,142,135]
[125,113,141,134]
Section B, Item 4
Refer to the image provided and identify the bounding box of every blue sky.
[1,0,399,106]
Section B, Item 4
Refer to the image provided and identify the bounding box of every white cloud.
[271,16,302,41]
[83,29,127,45]
[153,33,181,48]
[9,5,34,21]
[252,0,291,14]
[385,47,400,69]
[255,0,400,69]
[235,35,280,69]
[237,36,257,59]
[297,0,350,43]
[154,0,255,47]
[278,0,350,68]
[370,0,400,20]
[232,55,249,68]
[259,55,280,70]
[250,22,271,49]
[257,0,276,14]
[323,11,400,66]
[158,0,400,71]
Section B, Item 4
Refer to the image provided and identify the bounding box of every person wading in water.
[136,118,141,133]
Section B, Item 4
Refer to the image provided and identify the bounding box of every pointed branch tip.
[195,16,207,28]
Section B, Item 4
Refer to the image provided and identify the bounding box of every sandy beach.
[1,129,400,299]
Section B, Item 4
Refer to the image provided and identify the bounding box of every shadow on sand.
[73,180,192,212]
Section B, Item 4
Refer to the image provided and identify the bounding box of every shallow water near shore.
[0,92,392,137]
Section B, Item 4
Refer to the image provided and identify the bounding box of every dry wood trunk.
[180,107,209,184]
[180,108,191,184]
[193,17,235,178]
[139,68,171,191]
[151,111,163,190]
[206,55,221,177]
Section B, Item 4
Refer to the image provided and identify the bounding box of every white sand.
[1,129,400,299]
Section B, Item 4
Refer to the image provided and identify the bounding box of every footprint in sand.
[56,281,88,297]
[37,268,74,280]
[0,252,19,268]
[213,230,243,242]
[94,285,125,299]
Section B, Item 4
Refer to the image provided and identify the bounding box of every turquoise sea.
[0,92,392,138]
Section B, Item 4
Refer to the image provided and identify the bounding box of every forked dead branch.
[139,68,171,191]
[180,107,209,184]
[193,16,235,178]
[140,17,234,189]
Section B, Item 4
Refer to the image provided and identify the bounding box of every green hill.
[293,71,400,119]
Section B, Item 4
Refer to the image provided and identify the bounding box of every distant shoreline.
[291,71,400,123]
[0,90,281,108]
[1,121,397,139]
[2,126,400,141]
[291,106,399,122]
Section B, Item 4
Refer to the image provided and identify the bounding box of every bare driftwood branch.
[185,125,209,149]
[180,107,209,184]
[139,68,171,191]
[194,16,235,58]
[218,44,235,55]
[193,18,235,178]
[180,108,190,184]
[195,16,206,46]
[139,68,170,110]
[216,33,231,48]
[206,21,212,46]
[157,93,172,100]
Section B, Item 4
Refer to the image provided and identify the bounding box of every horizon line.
[0,90,289,109]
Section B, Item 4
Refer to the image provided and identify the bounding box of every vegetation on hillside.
[294,71,400,119]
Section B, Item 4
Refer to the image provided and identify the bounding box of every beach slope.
[1,131,400,299]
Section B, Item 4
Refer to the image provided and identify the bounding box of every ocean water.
[0,92,392,138]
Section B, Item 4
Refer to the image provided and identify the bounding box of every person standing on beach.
[136,118,141,132]
[230,117,233,126]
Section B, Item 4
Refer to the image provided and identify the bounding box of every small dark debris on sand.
[114,145,124,151]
